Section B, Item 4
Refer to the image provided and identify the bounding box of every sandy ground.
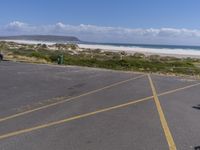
[2,40,200,58]
[78,44,200,58]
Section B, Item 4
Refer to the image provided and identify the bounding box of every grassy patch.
[1,42,200,76]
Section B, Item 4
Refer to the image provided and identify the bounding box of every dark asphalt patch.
[192,104,200,110]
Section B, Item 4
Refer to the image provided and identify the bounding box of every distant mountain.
[0,35,80,43]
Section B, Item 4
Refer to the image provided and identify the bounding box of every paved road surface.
[0,61,200,150]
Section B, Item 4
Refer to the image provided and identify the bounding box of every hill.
[0,35,80,43]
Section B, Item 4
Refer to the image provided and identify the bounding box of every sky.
[0,0,200,45]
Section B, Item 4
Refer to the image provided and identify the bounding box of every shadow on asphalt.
[192,104,200,110]
[194,146,200,150]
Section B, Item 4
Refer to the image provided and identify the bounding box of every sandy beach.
[78,44,200,59]
[2,40,200,58]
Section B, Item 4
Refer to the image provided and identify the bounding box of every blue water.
[87,42,200,51]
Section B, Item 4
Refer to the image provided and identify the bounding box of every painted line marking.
[0,74,146,123]
[158,82,200,97]
[0,79,200,140]
[0,75,199,124]
[0,96,152,140]
[148,74,177,150]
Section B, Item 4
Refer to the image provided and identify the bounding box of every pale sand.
[78,44,200,59]
[2,40,200,58]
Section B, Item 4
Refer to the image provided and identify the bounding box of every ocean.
[78,42,200,58]
[3,40,200,58]
[96,43,200,51]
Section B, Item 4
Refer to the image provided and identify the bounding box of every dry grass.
[5,54,49,64]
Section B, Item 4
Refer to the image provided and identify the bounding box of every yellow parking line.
[148,74,177,150]
[0,78,200,140]
[0,74,146,123]
[158,82,200,97]
[0,96,152,140]
[1,74,200,124]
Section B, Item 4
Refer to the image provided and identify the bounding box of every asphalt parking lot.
[0,61,200,150]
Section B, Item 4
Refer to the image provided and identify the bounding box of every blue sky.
[0,0,200,45]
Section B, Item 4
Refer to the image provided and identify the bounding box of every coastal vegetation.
[1,41,200,76]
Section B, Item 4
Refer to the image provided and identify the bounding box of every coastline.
[1,39,200,77]
[78,44,200,59]
[2,40,200,58]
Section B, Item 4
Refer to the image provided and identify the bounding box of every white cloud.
[8,21,27,28]
[55,22,66,28]
[1,21,200,45]
[6,21,30,31]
